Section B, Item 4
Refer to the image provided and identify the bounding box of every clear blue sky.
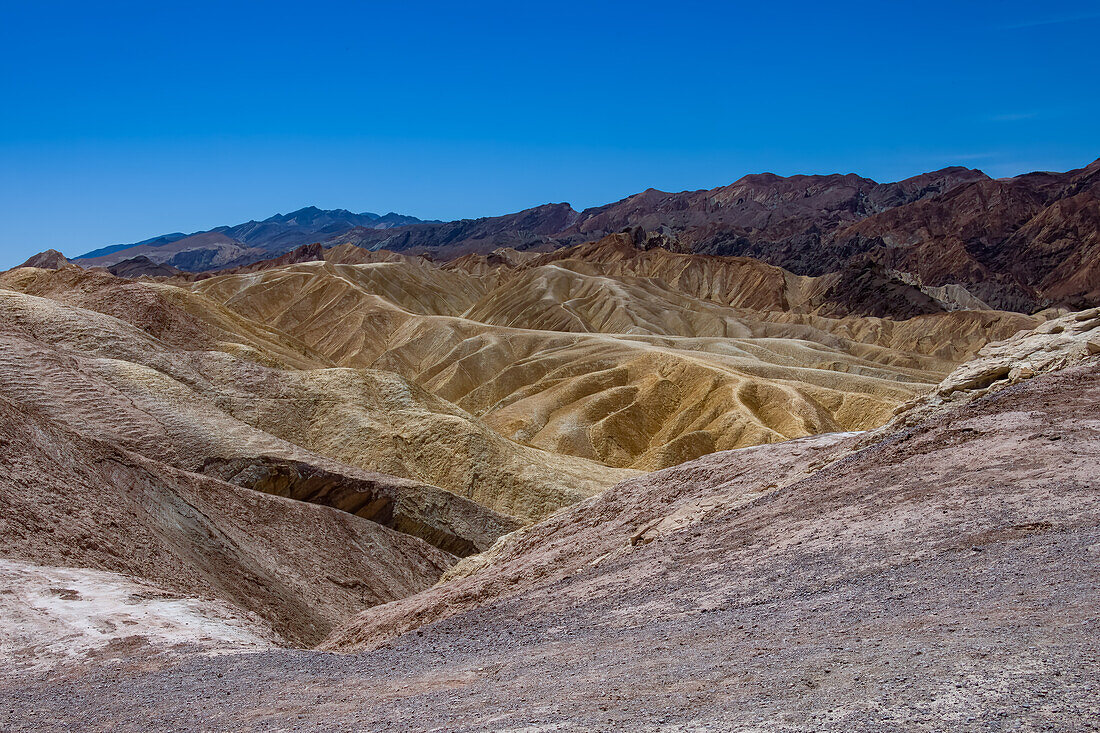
[1,0,1097,267]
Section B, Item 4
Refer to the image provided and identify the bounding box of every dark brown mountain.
[107,255,183,278]
[328,202,580,258]
[323,168,988,265]
[557,167,990,266]
[60,159,1100,312]
[829,158,1100,310]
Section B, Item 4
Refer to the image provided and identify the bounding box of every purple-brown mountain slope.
[829,158,1100,310]
[69,169,980,269]
[329,202,581,259]
[64,159,1100,312]
[313,168,990,263]
[16,249,70,269]
[559,167,989,257]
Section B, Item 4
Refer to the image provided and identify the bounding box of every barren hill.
[187,240,1035,471]
[0,391,453,650]
[0,269,619,526]
[829,158,1100,311]
[1,210,1094,730]
[1,295,1095,730]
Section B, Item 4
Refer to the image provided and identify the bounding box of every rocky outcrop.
[107,255,183,278]
[14,249,70,269]
[204,456,521,556]
[873,307,1100,436]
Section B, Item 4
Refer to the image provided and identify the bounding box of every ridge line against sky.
[1,0,1098,267]
[60,155,1098,262]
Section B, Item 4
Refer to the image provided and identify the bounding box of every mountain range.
[71,158,1100,313]
[75,208,430,271]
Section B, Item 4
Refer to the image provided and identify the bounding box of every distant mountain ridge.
[73,168,985,272]
[74,207,432,270]
[78,232,189,261]
[67,158,1100,312]
[321,167,994,260]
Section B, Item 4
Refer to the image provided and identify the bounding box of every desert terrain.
[1,161,1098,731]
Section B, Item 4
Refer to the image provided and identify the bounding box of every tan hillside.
[4,242,1039,498]
[0,391,453,650]
[533,232,824,312]
[190,244,1036,470]
[0,276,621,526]
[0,286,529,548]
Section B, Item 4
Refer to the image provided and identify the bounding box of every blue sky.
[0,0,1097,267]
